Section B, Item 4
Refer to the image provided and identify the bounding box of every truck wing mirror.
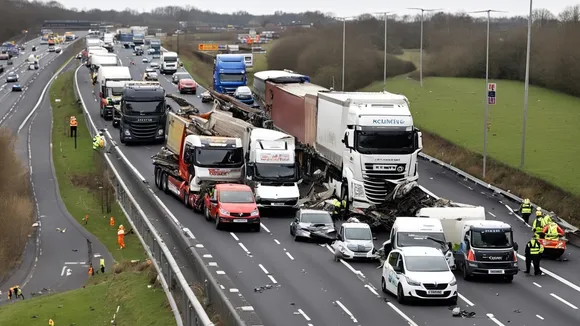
[166,105,172,112]
[513,242,519,251]
[336,234,342,241]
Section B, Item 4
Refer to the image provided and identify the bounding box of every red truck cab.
[204,184,260,232]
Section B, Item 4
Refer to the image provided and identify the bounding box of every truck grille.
[477,262,513,269]
[129,121,158,139]
[423,283,448,290]
[259,198,298,206]
[363,163,406,204]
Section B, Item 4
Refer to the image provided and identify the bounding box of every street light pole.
[469,9,506,178]
[520,0,533,168]
[408,8,441,87]
[372,12,394,91]
[342,19,346,91]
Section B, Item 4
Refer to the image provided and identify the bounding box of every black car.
[12,84,22,92]
[290,209,336,242]
[0,65,4,74]
[32,46,36,51]
[172,72,192,84]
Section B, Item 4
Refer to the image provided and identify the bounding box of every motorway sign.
[198,43,219,51]
[487,83,496,105]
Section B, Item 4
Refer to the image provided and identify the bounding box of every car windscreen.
[108,87,124,96]
[471,229,513,248]
[344,227,372,240]
[301,213,333,224]
[254,163,295,179]
[404,255,449,272]
[125,100,164,113]
[219,191,254,203]
[397,232,446,250]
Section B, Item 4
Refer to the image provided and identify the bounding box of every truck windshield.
[344,227,372,240]
[108,87,124,96]
[125,100,164,114]
[254,163,296,179]
[194,148,243,167]
[404,256,449,272]
[164,57,177,62]
[219,73,244,82]
[471,230,513,248]
[219,191,254,203]
[356,130,415,155]
[397,232,446,250]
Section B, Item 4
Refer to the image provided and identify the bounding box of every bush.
[0,129,35,281]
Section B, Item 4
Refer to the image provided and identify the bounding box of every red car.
[178,78,197,94]
[204,184,260,231]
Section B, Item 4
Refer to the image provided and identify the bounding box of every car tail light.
[467,249,475,261]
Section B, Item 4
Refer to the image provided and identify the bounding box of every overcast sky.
[56,0,572,18]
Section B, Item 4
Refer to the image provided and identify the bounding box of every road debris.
[450,306,476,318]
[254,283,280,293]
[56,227,66,233]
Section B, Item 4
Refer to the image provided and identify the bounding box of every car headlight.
[405,276,421,286]
[250,209,259,217]
[157,129,164,135]
[353,183,364,198]
[364,245,373,251]
[449,277,457,286]
[124,129,130,136]
[218,207,229,216]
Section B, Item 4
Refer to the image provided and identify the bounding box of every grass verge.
[0,70,176,325]
[0,262,175,326]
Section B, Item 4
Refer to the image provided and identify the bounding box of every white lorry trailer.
[160,51,179,74]
[90,53,120,70]
[94,66,132,120]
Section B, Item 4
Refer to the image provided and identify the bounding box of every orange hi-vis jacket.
[69,116,78,127]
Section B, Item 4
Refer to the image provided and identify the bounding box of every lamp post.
[407,8,441,87]
[520,0,533,168]
[337,16,356,91]
[373,12,393,91]
[469,9,506,178]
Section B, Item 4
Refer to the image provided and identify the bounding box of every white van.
[384,217,455,269]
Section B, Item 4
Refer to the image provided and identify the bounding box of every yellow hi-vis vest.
[527,239,544,255]
[545,223,559,240]
[532,218,544,233]
[521,203,532,214]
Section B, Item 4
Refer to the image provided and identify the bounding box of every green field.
[0,264,174,326]
[361,76,580,196]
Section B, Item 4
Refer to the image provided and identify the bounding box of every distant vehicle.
[201,91,212,103]
[160,51,179,74]
[29,63,39,70]
[203,183,261,232]
[143,70,158,81]
[213,54,246,95]
[142,57,149,63]
[55,47,62,53]
[6,72,18,82]
[233,86,254,105]
[149,62,160,69]
[0,65,3,74]
[31,46,36,52]
[148,48,155,54]
[171,72,191,84]
[332,218,378,261]
[48,46,55,52]
[290,209,336,242]
[6,59,12,65]
[178,79,197,94]
[12,84,22,92]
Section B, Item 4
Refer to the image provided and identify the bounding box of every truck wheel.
[182,190,190,208]
[204,205,211,221]
[154,167,160,189]
[462,263,472,281]
[100,108,103,118]
[113,120,119,128]
[161,172,169,194]
[119,127,125,144]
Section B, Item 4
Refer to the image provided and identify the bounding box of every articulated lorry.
[149,39,161,58]
[252,70,310,104]
[213,54,247,95]
[152,111,244,209]
[95,66,132,120]
[115,81,168,144]
[103,33,115,52]
[160,51,179,74]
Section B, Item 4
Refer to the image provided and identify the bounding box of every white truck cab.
[183,135,244,192]
[381,246,458,304]
[316,92,423,208]
[332,218,378,261]
[160,51,179,74]
[243,128,300,208]
[383,217,455,269]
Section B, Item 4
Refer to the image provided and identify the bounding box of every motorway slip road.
[74,44,580,325]
[0,35,113,303]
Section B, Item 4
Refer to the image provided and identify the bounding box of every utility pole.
[373,12,393,91]
[338,16,356,91]
[407,8,441,87]
[469,9,506,178]
[520,0,533,168]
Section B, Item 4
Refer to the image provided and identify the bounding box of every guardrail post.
[203,279,210,306]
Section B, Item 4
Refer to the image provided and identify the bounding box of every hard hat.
[523,198,530,204]
[536,207,542,211]
[119,224,124,229]
[536,210,542,216]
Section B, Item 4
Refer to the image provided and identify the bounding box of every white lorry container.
[252,70,309,104]
[242,128,300,209]
[95,66,132,118]
[87,47,109,66]
[416,206,486,249]
[160,51,179,74]
[91,54,120,69]
[86,38,101,48]
[315,92,423,207]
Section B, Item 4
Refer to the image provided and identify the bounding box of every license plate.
[427,290,443,295]
[488,269,505,274]
[354,253,367,257]
[271,203,284,206]
[233,219,247,223]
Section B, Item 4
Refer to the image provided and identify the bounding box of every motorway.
[0,35,113,302]
[74,44,580,325]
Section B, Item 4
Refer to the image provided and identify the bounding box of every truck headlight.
[353,183,364,198]
[218,207,229,216]
[250,209,259,217]
[124,129,130,136]
[405,276,421,286]
[157,129,164,136]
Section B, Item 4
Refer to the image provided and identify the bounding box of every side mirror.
[447,242,453,250]
[342,133,348,147]
[513,242,519,251]
[383,241,392,254]
[393,266,402,273]
[166,105,171,111]
[336,234,343,241]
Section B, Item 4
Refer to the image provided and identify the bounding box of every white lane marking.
[486,313,505,326]
[238,242,250,253]
[536,315,544,320]
[533,282,542,288]
[549,293,578,309]
[230,232,239,241]
[458,293,475,306]
[504,204,530,227]
[258,264,269,274]
[387,302,418,326]
[297,308,311,321]
[488,212,496,217]
[216,270,225,275]
[60,266,66,276]
[260,223,270,233]
[516,253,580,293]
[64,261,85,265]
[202,254,212,258]
[286,252,295,260]
[208,262,218,267]
[335,300,358,323]
[324,244,364,276]
[267,275,278,284]
[274,239,280,244]
[364,284,379,296]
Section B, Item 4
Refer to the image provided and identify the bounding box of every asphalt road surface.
[74,44,580,325]
[0,35,113,303]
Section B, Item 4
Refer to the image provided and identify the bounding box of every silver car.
[290,209,336,242]
[6,72,18,82]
